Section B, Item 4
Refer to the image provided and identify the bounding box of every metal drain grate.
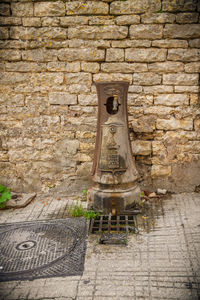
[89,215,138,234]
[0,218,87,282]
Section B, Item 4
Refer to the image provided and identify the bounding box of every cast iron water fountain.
[88,81,141,216]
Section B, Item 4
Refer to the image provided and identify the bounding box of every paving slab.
[0,192,199,300]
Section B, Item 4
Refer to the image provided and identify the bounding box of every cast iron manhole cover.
[0,218,87,282]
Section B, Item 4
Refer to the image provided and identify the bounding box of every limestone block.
[93,73,132,83]
[5,62,46,73]
[189,39,200,48]
[148,62,184,73]
[185,62,200,73]
[58,48,105,62]
[0,93,24,106]
[154,94,189,107]
[151,165,171,178]
[156,118,193,131]
[34,1,65,17]
[0,50,21,61]
[66,140,79,155]
[89,16,115,25]
[69,39,110,49]
[11,3,33,17]
[41,17,60,27]
[164,24,200,39]
[77,153,92,162]
[116,15,140,25]
[0,3,10,16]
[125,49,166,62]
[68,26,128,40]
[68,84,90,94]
[141,13,175,23]
[22,18,41,27]
[101,62,147,73]
[65,73,92,85]
[60,16,88,26]
[152,141,166,155]
[132,140,152,156]
[110,0,161,14]
[112,40,151,48]
[143,85,173,94]
[47,62,80,72]
[163,73,198,85]
[30,73,64,86]
[128,94,153,106]
[66,1,109,15]
[190,94,200,105]
[49,93,77,105]
[128,85,143,93]
[0,27,9,39]
[194,119,200,131]
[0,72,27,85]
[0,151,8,162]
[81,62,100,73]
[78,94,98,106]
[106,48,124,62]
[152,39,188,48]
[176,13,199,23]
[76,131,96,139]
[162,0,197,12]
[0,17,22,26]
[10,27,67,41]
[76,162,92,176]
[133,73,161,85]
[190,94,199,105]
[167,49,200,62]
[80,142,95,151]
[174,86,199,93]
[22,49,58,62]
[130,25,163,39]
[144,106,175,116]
[131,116,156,133]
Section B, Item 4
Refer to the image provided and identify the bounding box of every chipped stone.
[68,26,128,40]
[130,25,163,39]
[106,48,124,62]
[163,73,199,85]
[11,2,33,17]
[167,49,200,62]
[101,63,147,73]
[151,165,171,178]
[34,1,65,17]
[126,48,166,62]
[133,73,161,85]
[49,93,77,105]
[154,94,189,107]
[132,140,152,156]
[164,24,200,39]
[58,48,105,62]
[66,1,109,15]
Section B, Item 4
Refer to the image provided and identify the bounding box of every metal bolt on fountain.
[88,81,141,215]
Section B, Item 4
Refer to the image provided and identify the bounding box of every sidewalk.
[0,192,200,300]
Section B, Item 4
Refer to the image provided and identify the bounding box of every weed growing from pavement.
[0,185,12,208]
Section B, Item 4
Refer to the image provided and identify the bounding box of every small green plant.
[0,185,12,208]
[69,202,85,217]
[69,202,99,219]
[84,210,100,220]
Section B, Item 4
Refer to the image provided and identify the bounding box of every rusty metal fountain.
[88,81,141,215]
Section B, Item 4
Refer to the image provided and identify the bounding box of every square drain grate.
[89,215,138,235]
[0,218,87,282]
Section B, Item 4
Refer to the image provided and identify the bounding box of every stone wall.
[0,0,200,194]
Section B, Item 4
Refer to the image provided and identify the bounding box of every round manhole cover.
[0,218,87,281]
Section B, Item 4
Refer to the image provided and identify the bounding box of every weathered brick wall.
[0,0,200,193]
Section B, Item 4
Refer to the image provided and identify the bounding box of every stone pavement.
[0,192,199,300]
